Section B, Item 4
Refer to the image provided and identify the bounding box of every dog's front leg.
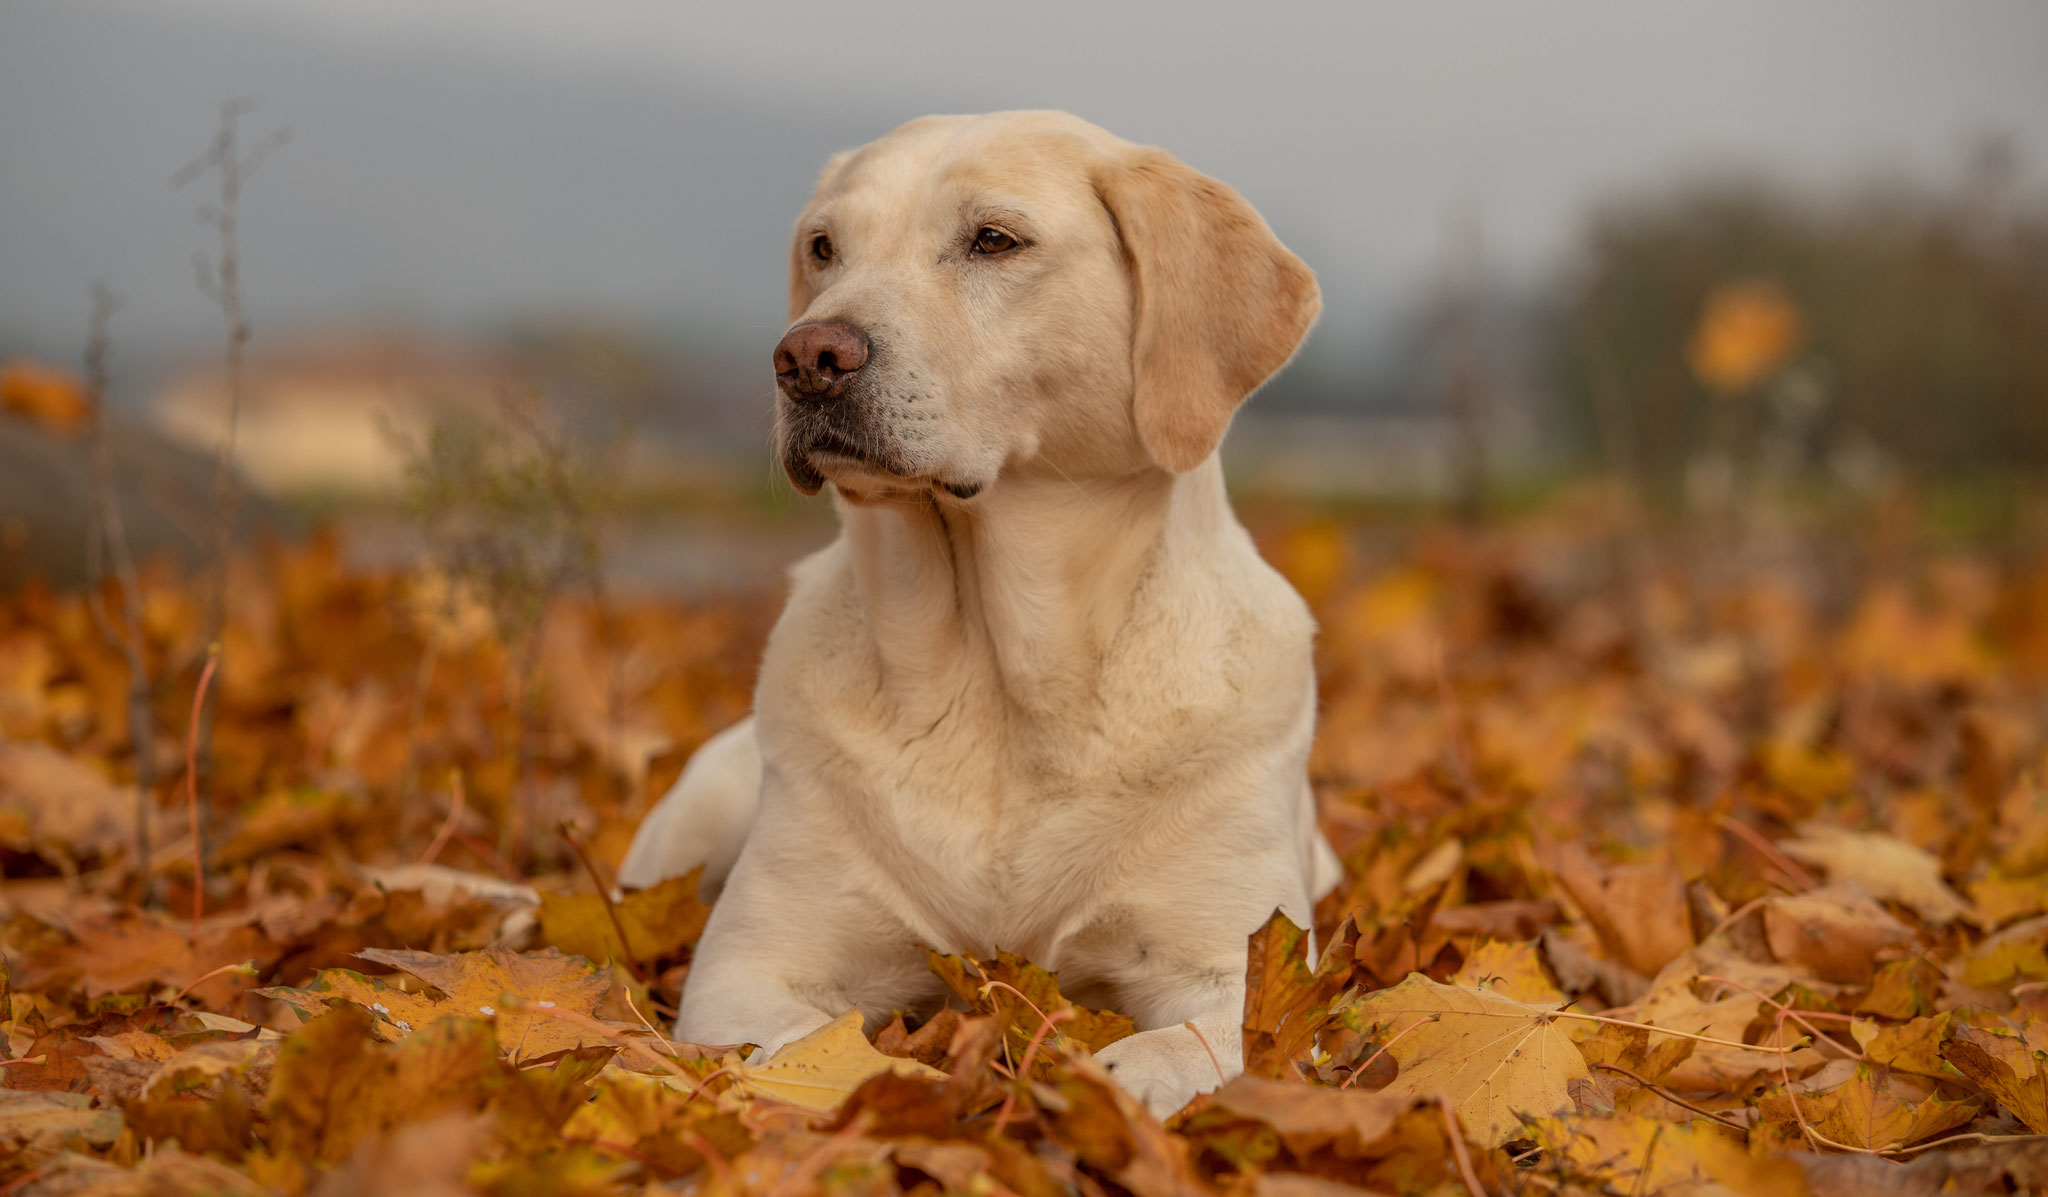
[1091,971,1244,1118]
[672,825,942,1060]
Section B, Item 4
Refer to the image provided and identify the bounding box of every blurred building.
[149,329,508,496]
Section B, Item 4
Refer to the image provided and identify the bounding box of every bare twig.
[1589,1062,1747,1130]
[166,959,256,1005]
[1438,1094,1492,1197]
[79,284,157,900]
[173,97,289,879]
[993,1006,1073,1135]
[1182,1020,1226,1088]
[1698,972,1864,1060]
[558,822,650,986]
[1716,816,1818,891]
[416,769,465,867]
[184,643,220,941]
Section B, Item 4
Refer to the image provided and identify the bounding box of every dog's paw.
[1092,1025,1238,1119]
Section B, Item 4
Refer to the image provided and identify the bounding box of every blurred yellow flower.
[1686,279,1803,395]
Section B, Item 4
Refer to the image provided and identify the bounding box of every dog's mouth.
[780,423,982,502]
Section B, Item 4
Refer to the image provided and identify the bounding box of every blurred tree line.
[1547,144,2048,522]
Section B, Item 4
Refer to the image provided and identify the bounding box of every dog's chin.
[780,442,983,505]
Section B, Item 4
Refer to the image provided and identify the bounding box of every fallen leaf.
[1756,1063,1981,1149]
[0,741,157,862]
[1240,912,1357,1077]
[1347,972,1588,1147]
[1528,1113,1758,1196]
[1780,823,1970,923]
[538,870,709,966]
[257,945,613,1061]
[1449,938,1565,1006]
[1940,1023,2048,1132]
[927,946,1134,1064]
[1760,885,1916,983]
[1552,843,1695,977]
[730,1010,946,1114]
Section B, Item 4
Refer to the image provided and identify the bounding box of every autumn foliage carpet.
[5,507,2048,1196]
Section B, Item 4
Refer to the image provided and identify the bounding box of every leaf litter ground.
[4,510,2048,1195]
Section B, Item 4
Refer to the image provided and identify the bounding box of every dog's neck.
[833,459,1232,716]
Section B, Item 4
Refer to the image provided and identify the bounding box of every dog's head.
[775,111,1320,504]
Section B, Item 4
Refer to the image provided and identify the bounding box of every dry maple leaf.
[537,871,708,966]
[1528,1112,1802,1196]
[22,911,269,1006]
[257,945,612,1061]
[1756,1063,1982,1150]
[1851,1016,1953,1085]
[1940,1023,2048,1132]
[1550,843,1695,978]
[1449,939,1565,1006]
[927,946,1134,1061]
[1347,972,1588,1147]
[1759,885,1916,984]
[729,1010,946,1115]
[0,741,159,863]
[1241,911,1357,1077]
[561,1069,752,1178]
[1960,912,2048,987]
[1779,823,1969,924]
[1044,1063,1210,1196]
[262,1002,505,1176]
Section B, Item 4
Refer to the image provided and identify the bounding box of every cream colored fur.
[618,111,1341,1117]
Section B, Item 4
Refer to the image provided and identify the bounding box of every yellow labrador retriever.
[620,110,1340,1116]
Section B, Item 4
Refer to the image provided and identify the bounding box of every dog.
[619,110,1341,1116]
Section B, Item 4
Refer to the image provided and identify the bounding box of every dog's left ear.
[1095,148,1321,472]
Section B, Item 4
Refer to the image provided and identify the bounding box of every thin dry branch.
[79,283,156,898]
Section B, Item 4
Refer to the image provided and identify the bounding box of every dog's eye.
[810,234,834,262]
[973,226,1019,255]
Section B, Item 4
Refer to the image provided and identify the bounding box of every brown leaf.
[927,946,1134,1063]
[0,741,156,863]
[1756,1063,1981,1149]
[1552,843,1695,977]
[1241,912,1356,1077]
[1760,885,1916,984]
[1940,1023,2048,1132]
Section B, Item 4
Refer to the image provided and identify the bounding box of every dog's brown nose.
[774,321,870,401]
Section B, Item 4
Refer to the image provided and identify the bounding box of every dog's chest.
[795,683,1171,955]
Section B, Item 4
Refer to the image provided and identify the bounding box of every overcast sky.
[4,0,2045,395]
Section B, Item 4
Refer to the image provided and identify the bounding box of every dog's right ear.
[788,151,853,323]
[1094,148,1321,473]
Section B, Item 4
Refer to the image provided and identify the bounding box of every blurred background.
[3,0,2046,593]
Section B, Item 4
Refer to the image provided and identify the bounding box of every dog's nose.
[774,321,870,401]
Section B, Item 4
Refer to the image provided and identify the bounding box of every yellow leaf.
[1756,1063,1980,1149]
[257,946,613,1062]
[1961,914,2048,988]
[1778,823,1969,923]
[538,871,709,965]
[1529,1114,1759,1196]
[730,1010,946,1114]
[1348,973,1587,1147]
[1450,939,1565,1007]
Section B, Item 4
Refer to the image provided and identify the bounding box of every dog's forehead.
[810,112,1118,229]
